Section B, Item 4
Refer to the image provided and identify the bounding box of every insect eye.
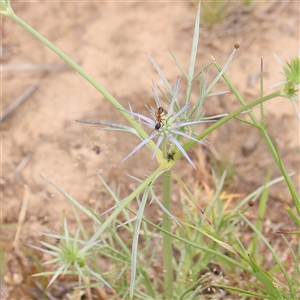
[158,107,164,114]
[155,123,161,130]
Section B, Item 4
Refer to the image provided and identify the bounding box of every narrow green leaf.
[140,269,156,299]
[130,188,149,299]
[212,284,270,299]
[181,221,238,255]
[192,59,215,82]
[241,214,292,294]
[204,45,239,97]
[147,54,173,94]
[233,116,261,129]
[185,2,201,105]
[169,49,187,78]
[187,2,201,81]
[283,205,300,228]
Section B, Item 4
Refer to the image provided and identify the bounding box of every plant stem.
[161,138,174,295]
[7,12,160,157]
[162,169,173,298]
[181,91,280,154]
[214,61,300,215]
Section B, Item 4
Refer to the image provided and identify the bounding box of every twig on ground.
[14,152,33,176]
[1,84,39,122]
[1,63,73,72]
[13,185,30,251]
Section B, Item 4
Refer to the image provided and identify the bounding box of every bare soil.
[1,1,299,299]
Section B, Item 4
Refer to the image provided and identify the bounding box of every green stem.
[162,169,173,298]
[161,138,173,296]
[214,62,300,215]
[180,89,299,212]
[260,58,265,123]
[162,138,168,159]
[7,12,160,157]
[180,91,280,154]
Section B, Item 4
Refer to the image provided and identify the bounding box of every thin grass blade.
[130,188,149,298]
[169,49,187,78]
[147,54,173,94]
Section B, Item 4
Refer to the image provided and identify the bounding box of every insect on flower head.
[120,78,215,169]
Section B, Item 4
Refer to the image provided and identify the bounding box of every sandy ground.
[1,1,299,299]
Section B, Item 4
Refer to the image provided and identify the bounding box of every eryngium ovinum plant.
[2,1,299,299]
